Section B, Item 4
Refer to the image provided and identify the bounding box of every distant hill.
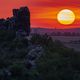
[31,28,80,35]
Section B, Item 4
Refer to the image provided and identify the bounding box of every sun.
[57,9,75,25]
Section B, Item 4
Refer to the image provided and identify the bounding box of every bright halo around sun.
[57,9,75,25]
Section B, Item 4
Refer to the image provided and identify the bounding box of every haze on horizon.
[0,0,80,29]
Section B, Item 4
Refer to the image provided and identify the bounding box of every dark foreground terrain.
[0,30,80,80]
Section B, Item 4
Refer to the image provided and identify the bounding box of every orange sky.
[0,0,80,29]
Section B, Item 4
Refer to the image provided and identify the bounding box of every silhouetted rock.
[13,7,30,36]
[0,6,31,36]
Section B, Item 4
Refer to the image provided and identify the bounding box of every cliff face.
[0,6,31,36]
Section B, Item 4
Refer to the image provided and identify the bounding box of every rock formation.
[13,7,30,36]
[0,6,31,36]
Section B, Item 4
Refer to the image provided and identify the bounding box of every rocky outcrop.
[0,6,31,36]
[13,7,30,36]
[25,45,44,69]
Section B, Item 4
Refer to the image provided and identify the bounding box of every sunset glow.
[0,0,80,29]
